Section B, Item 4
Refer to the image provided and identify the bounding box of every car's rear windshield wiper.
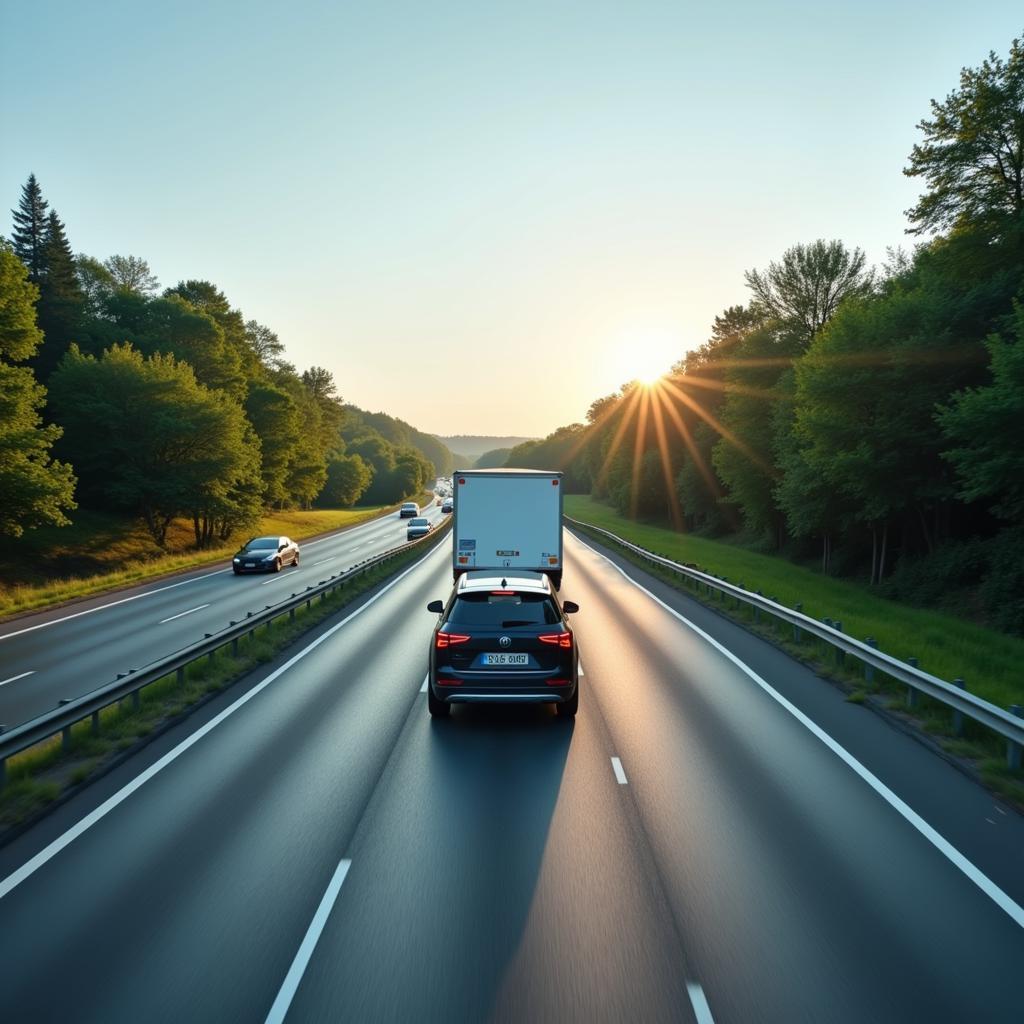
[501,619,535,627]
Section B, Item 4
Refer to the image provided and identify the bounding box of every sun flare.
[613,328,680,387]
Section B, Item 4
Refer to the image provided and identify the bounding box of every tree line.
[0,179,450,548]
[507,34,1024,634]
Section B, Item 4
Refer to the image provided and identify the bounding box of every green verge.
[0,503,412,621]
[0,524,449,836]
[565,495,1024,806]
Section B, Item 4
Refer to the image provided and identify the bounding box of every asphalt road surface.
[0,503,445,729]
[0,529,1021,1022]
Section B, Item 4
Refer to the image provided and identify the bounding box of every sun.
[613,328,680,387]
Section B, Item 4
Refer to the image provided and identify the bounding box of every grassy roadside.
[0,522,449,836]
[0,504,402,621]
[565,496,1024,805]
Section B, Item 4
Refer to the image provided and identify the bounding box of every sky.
[2,1,1021,437]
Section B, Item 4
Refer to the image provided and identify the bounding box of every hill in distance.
[436,435,537,461]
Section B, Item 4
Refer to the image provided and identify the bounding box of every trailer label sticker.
[458,539,476,550]
[496,550,519,557]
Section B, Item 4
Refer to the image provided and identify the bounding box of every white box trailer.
[453,469,563,587]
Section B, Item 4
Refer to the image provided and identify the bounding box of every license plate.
[482,653,529,666]
[245,563,255,568]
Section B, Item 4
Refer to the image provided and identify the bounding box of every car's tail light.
[538,632,572,649]
[546,678,571,686]
[436,632,471,649]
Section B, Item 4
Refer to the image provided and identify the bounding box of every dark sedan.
[232,535,300,574]
[441,500,453,514]
[425,571,579,718]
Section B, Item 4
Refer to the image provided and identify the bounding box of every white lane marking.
[611,756,628,785]
[311,557,334,567]
[264,857,352,1024]
[261,574,292,586]
[0,567,230,641]
[687,982,715,1024]
[0,540,449,903]
[571,533,1024,931]
[578,660,585,676]
[0,511,398,642]
[159,604,210,624]
[0,670,35,688]
[420,674,428,693]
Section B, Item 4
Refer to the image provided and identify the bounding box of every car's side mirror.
[561,601,579,614]
[427,600,444,614]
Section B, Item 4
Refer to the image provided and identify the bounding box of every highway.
[0,530,1022,1022]
[0,503,445,730]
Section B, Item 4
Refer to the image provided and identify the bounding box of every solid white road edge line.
[263,857,352,1024]
[0,540,449,903]
[578,660,585,676]
[0,510,398,642]
[420,674,428,693]
[611,756,628,785]
[571,533,1024,932]
[159,604,210,624]
[0,670,35,688]
[686,982,715,1024]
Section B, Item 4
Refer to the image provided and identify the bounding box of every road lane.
[0,528,1020,1021]
[0,504,445,727]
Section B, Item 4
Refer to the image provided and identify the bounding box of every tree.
[744,240,874,341]
[244,382,302,507]
[75,255,117,320]
[321,454,373,507]
[103,254,159,295]
[10,174,49,282]
[905,35,1024,239]
[0,241,44,360]
[939,304,1024,521]
[34,209,85,380]
[245,319,285,366]
[0,244,77,536]
[475,447,511,468]
[49,344,253,546]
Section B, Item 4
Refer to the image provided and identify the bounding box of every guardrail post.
[833,622,844,666]
[232,637,239,657]
[952,678,966,736]
[1008,706,1024,770]
[177,666,185,687]
[906,658,920,708]
[0,726,6,789]
[737,583,744,609]
[754,592,762,624]
[59,698,73,750]
[132,688,140,711]
[92,710,100,733]
[793,603,803,643]
[864,638,877,685]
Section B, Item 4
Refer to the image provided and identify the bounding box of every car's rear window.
[410,518,428,526]
[447,592,560,626]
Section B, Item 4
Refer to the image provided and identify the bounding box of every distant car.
[441,500,453,514]
[425,570,579,718]
[407,517,432,540]
[399,502,419,518]
[233,535,300,574]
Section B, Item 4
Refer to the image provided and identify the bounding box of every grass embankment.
[0,505,394,621]
[565,495,1024,803]
[0,523,448,833]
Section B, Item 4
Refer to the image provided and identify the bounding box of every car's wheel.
[233,568,241,575]
[427,684,450,717]
[293,551,300,566]
[273,558,282,573]
[556,684,578,718]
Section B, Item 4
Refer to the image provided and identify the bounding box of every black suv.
[425,571,579,718]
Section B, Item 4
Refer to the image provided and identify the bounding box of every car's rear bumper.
[430,670,577,704]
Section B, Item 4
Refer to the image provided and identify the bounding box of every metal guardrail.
[565,517,1024,769]
[0,516,452,786]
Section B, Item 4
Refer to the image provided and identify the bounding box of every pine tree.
[10,174,49,281]
[34,209,85,380]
